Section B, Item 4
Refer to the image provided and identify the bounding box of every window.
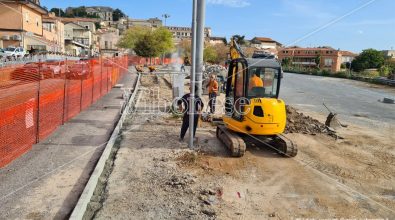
[247,67,279,98]
[235,62,244,98]
[324,58,333,66]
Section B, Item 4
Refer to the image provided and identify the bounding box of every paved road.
[280,73,395,126]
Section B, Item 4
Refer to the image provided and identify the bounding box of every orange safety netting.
[0,56,129,168]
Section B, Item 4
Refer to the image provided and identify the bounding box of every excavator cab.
[223,58,286,135]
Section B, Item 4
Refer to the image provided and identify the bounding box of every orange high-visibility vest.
[208,80,218,94]
[249,75,263,90]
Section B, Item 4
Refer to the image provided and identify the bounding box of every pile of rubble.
[203,64,226,79]
[285,105,339,138]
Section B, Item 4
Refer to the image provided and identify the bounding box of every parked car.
[44,59,67,78]
[66,60,91,80]
[4,47,27,58]
[10,61,65,81]
[0,48,5,58]
[10,62,40,82]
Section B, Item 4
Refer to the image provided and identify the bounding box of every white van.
[4,47,27,58]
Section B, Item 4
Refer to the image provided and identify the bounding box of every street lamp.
[161,14,171,65]
[162,14,170,26]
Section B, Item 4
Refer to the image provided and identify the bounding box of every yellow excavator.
[216,38,297,157]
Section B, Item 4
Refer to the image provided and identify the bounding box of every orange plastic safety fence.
[0,56,129,168]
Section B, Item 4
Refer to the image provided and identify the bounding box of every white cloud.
[207,0,251,8]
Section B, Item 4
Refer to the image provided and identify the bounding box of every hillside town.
[1,0,394,75]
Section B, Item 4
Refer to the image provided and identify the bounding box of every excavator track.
[216,125,246,157]
[246,134,297,157]
[217,125,297,157]
[268,135,298,157]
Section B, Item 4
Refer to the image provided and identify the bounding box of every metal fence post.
[36,59,42,143]
[62,58,67,124]
[80,63,84,111]
[107,60,110,93]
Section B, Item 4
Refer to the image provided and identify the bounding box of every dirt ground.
[94,75,395,219]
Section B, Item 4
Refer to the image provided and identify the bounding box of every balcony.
[73,37,90,46]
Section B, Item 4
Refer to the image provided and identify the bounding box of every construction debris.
[285,105,340,138]
[382,97,394,104]
[148,66,157,73]
[135,65,144,73]
[204,64,226,77]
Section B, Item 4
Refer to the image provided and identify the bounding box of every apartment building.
[64,22,92,56]
[0,0,48,50]
[127,17,163,29]
[165,26,211,42]
[382,50,395,60]
[86,6,113,22]
[42,13,65,52]
[278,46,357,72]
[250,37,282,50]
[97,28,120,57]
[60,17,100,56]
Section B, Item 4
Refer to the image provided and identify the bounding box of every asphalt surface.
[0,68,137,219]
[280,72,395,127]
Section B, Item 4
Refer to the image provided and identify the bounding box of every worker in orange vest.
[248,70,264,91]
[207,74,219,114]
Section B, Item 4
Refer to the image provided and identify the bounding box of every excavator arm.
[229,37,246,60]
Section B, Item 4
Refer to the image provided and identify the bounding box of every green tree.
[113,9,125,21]
[118,27,174,63]
[315,55,321,69]
[231,35,246,45]
[379,65,393,77]
[50,8,66,17]
[117,26,148,49]
[222,37,228,45]
[152,27,174,55]
[351,49,385,72]
[204,46,218,63]
[94,22,101,30]
[281,57,292,67]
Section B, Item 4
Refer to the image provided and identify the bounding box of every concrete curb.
[69,72,141,220]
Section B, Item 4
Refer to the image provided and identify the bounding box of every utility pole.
[189,0,197,149]
[195,0,206,97]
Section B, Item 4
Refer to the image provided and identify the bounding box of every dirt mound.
[285,105,337,138]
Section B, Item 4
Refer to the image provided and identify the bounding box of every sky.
[41,0,395,52]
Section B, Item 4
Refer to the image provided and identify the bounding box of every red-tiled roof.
[340,51,358,57]
[253,37,276,42]
[281,46,336,51]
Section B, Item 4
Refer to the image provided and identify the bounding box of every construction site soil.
[94,75,395,219]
